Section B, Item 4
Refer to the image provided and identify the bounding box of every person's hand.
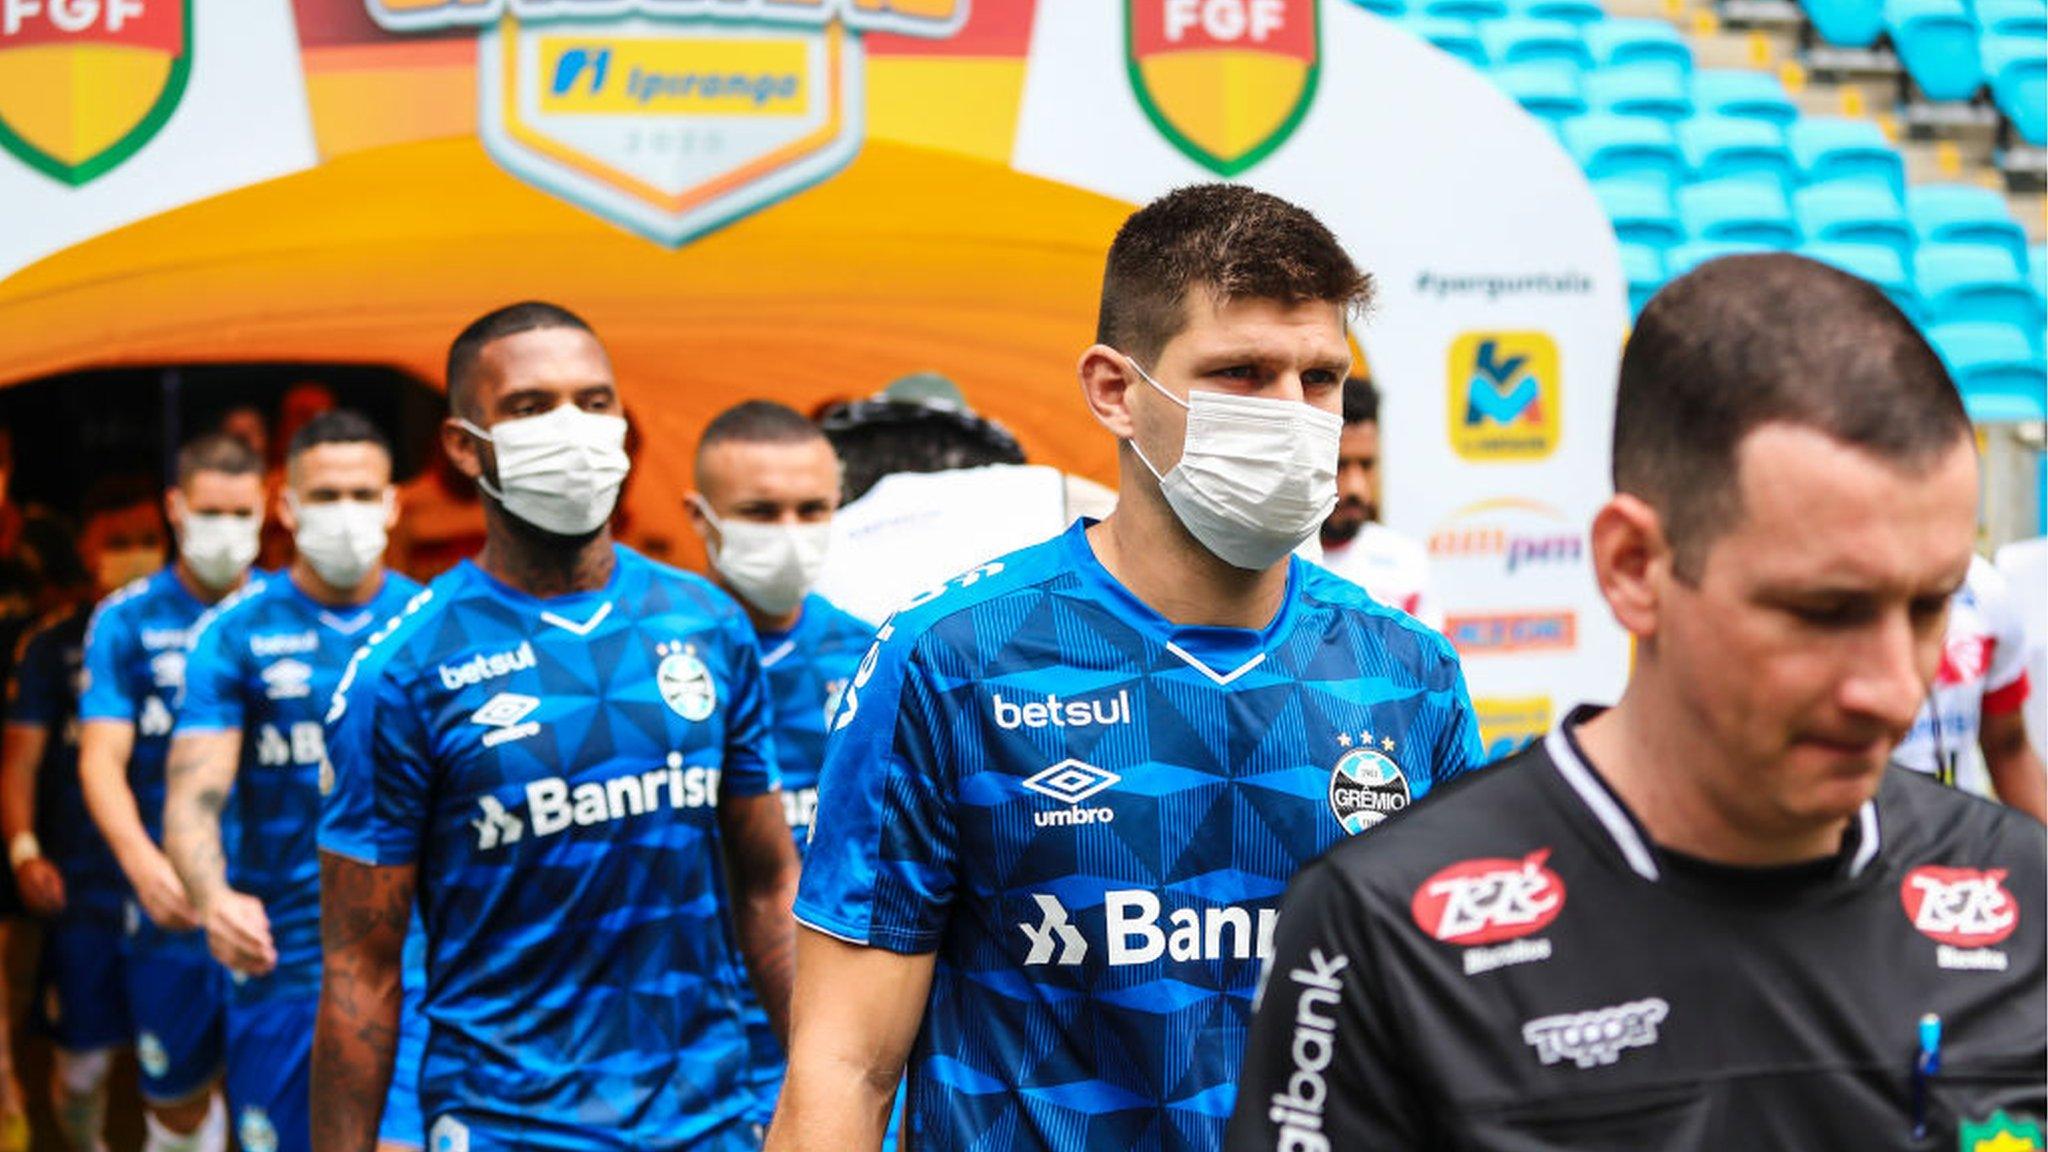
[13,857,64,916]
[203,890,277,978]
[120,849,199,932]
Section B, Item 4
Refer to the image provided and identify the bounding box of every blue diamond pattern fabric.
[797,521,1486,1152]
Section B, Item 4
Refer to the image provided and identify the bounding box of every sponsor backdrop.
[0,0,1628,711]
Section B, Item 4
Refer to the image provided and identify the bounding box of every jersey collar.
[457,543,628,635]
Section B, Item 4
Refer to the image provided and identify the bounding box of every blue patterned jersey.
[319,545,781,1151]
[8,606,125,925]
[81,567,264,954]
[177,571,421,1004]
[797,521,1486,1152]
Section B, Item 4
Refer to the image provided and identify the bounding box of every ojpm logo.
[0,0,190,186]
[1126,0,1319,176]
[1447,332,1562,462]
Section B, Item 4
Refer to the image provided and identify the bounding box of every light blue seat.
[1665,240,1772,275]
[2030,243,2047,301]
[1508,0,1610,23]
[1622,242,1666,316]
[1799,242,1925,320]
[1907,184,2031,268]
[1917,242,2046,340]
[1400,15,1488,65]
[1354,0,1412,14]
[1886,0,1985,100]
[1598,180,1685,249]
[1563,114,1688,187]
[1982,33,2048,144]
[1974,0,2048,36]
[1678,116,1798,189]
[1788,117,1908,201]
[1584,62,1694,121]
[1928,322,2048,422]
[1492,61,1590,125]
[1424,0,1512,21]
[1802,0,1887,44]
[1677,179,1800,247]
[1793,183,1913,263]
[1586,19,1693,75]
[1481,18,1595,69]
[1691,70,1801,126]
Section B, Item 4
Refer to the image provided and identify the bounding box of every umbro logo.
[262,659,313,700]
[1022,759,1120,828]
[471,693,541,748]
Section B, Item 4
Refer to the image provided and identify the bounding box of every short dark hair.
[175,432,262,486]
[1095,184,1374,362]
[1341,376,1380,426]
[446,301,595,419]
[81,474,161,519]
[819,400,1024,504]
[695,401,829,486]
[287,409,392,466]
[1615,253,1971,579]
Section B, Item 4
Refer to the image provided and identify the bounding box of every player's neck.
[476,504,616,599]
[287,561,383,607]
[1091,487,1287,631]
[1578,690,1854,868]
[172,560,246,605]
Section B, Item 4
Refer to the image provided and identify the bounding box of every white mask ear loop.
[1121,354,1188,482]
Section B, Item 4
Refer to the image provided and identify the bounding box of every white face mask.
[179,512,261,592]
[459,406,630,537]
[291,493,390,591]
[1122,356,1342,572]
[694,497,832,618]
[96,545,162,593]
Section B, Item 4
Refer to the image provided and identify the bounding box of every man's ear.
[441,418,485,483]
[1077,345,1139,440]
[1591,494,1670,639]
[684,492,714,544]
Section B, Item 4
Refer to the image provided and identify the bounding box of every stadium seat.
[1563,114,1688,187]
[1666,240,1771,275]
[2030,244,2047,301]
[1788,118,1908,202]
[1508,0,1610,24]
[1928,322,2048,422]
[1678,180,1800,247]
[1691,70,1801,126]
[1973,0,2048,37]
[1354,0,1411,14]
[1584,63,1695,121]
[1424,0,1512,21]
[1481,18,1595,70]
[1400,16,1488,66]
[1916,242,2047,339]
[1678,117,1799,189]
[1802,0,1887,45]
[1885,0,1985,101]
[1598,180,1685,249]
[1982,33,2048,144]
[1793,183,1914,263]
[1492,62,1589,125]
[1622,242,1666,316]
[1798,242,1925,321]
[1907,184,2032,268]
[1586,19,1694,75]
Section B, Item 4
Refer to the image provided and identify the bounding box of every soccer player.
[313,302,801,1152]
[1,476,164,1152]
[769,185,1485,1152]
[1315,376,1439,628]
[685,400,876,1125]
[163,411,421,1152]
[1225,254,2047,1150]
[79,432,266,1152]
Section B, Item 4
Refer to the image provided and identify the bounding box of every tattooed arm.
[312,851,412,1152]
[718,790,801,1045]
[165,728,275,975]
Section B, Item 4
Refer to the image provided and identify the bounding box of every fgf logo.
[0,0,190,186]
[1447,332,1561,462]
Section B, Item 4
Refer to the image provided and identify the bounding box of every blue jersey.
[319,545,781,1151]
[758,594,873,848]
[177,571,422,1003]
[797,521,1486,1152]
[8,607,125,925]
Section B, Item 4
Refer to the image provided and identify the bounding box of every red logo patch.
[1901,866,2019,948]
[1411,849,1566,946]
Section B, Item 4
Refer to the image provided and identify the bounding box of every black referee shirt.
[1225,707,2046,1151]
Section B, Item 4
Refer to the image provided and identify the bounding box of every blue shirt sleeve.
[7,623,66,729]
[78,598,137,724]
[174,609,244,735]
[794,624,957,954]
[1435,657,1487,778]
[716,611,780,800]
[319,652,434,868]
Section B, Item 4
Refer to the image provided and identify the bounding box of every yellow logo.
[1447,332,1562,462]
[1474,695,1551,761]
[0,0,191,186]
